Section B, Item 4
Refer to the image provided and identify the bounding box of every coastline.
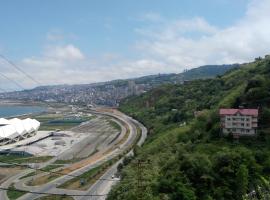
[0,104,48,119]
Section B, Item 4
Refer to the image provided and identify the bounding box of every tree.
[235,164,249,199]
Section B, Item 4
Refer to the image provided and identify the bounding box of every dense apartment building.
[219,108,258,138]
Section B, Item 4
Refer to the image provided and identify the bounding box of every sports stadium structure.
[0,118,40,145]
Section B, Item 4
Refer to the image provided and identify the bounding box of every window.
[241,123,244,127]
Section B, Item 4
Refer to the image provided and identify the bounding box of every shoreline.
[0,105,48,119]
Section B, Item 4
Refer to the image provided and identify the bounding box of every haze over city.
[1,1,270,200]
[1,0,270,90]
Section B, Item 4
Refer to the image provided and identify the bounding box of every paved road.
[76,114,148,200]
[0,109,147,200]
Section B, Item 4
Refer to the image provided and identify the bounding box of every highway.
[76,116,148,200]
[0,108,147,200]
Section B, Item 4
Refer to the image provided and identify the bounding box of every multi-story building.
[219,108,258,138]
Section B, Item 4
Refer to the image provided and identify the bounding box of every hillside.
[0,64,237,106]
[108,56,270,200]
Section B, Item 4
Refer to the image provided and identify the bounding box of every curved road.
[0,108,147,200]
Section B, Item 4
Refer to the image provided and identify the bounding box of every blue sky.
[0,0,247,58]
[0,0,270,90]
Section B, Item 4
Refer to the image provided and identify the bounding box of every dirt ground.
[0,167,22,184]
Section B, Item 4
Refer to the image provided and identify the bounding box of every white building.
[0,118,40,145]
[220,108,258,138]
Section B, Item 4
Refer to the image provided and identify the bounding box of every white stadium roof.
[0,118,40,141]
[0,118,9,125]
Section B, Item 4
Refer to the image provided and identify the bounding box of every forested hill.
[108,56,270,200]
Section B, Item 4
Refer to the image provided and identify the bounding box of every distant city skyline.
[0,0,270,90]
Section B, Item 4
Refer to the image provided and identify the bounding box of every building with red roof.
[219,108,258,138]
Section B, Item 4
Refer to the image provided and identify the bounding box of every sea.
[0,105,46,118]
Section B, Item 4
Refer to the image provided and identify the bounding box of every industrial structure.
[219,108,258,138]
[0,118,40,145]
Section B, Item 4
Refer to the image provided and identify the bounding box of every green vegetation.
[36,114,93,131]
[108,119,122,131]
[58,158,117,190]
[7,184,27,200]
[0,155,52,164]
[41,164,64,171]
[134,64,238,86]
[108,56,270,200]
[19,171,36,180]
[20,165,63,182]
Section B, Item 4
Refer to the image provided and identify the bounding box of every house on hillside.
[219,108,258,138]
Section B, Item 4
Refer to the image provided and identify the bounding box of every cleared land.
[26,115,123,186]
[36,195,73,200]
[0,167,22,184]
[58,158,118,190]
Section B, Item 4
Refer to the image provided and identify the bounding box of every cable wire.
[0,54,42,86]
[0,72,25,91]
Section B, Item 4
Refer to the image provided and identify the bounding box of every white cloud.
[136,0,270,68]
[43,45,85,61]
[2,0,270,90]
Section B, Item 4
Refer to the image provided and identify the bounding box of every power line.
[0,54,42,86]
[0,54,52,107]
[0,87,7,93]
[0,186,108,197]
[0,72,25,91]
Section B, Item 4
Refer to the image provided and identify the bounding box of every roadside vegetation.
[58,158,118,190]
[107,119,122,131]
[108,56,270,200]
[7,183,27,200]
[0,155,52,164]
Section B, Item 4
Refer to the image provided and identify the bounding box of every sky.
[0,0,270,91]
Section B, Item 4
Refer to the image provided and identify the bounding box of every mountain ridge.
[0,64,238,106]
[107,56,270,200]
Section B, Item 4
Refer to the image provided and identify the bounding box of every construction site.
[0,106,147,200]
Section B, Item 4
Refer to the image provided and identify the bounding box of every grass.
[0,154,31,163]
[36,195,73,200]
[58,158,117,190]
[41,164,64,171]
[0,155,52,164]
[20,165,64,180]
[108,119,122,131]
[27,173,61,186]
[37,113,95,131]
[54,157,86,165]
[19,171,36,180]
[7,184,27,200]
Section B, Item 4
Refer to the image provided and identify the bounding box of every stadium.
[0,118,40,145]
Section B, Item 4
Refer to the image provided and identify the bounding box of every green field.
[35,114,94,131]
[0,155,52,164]
[7,184,27,200]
